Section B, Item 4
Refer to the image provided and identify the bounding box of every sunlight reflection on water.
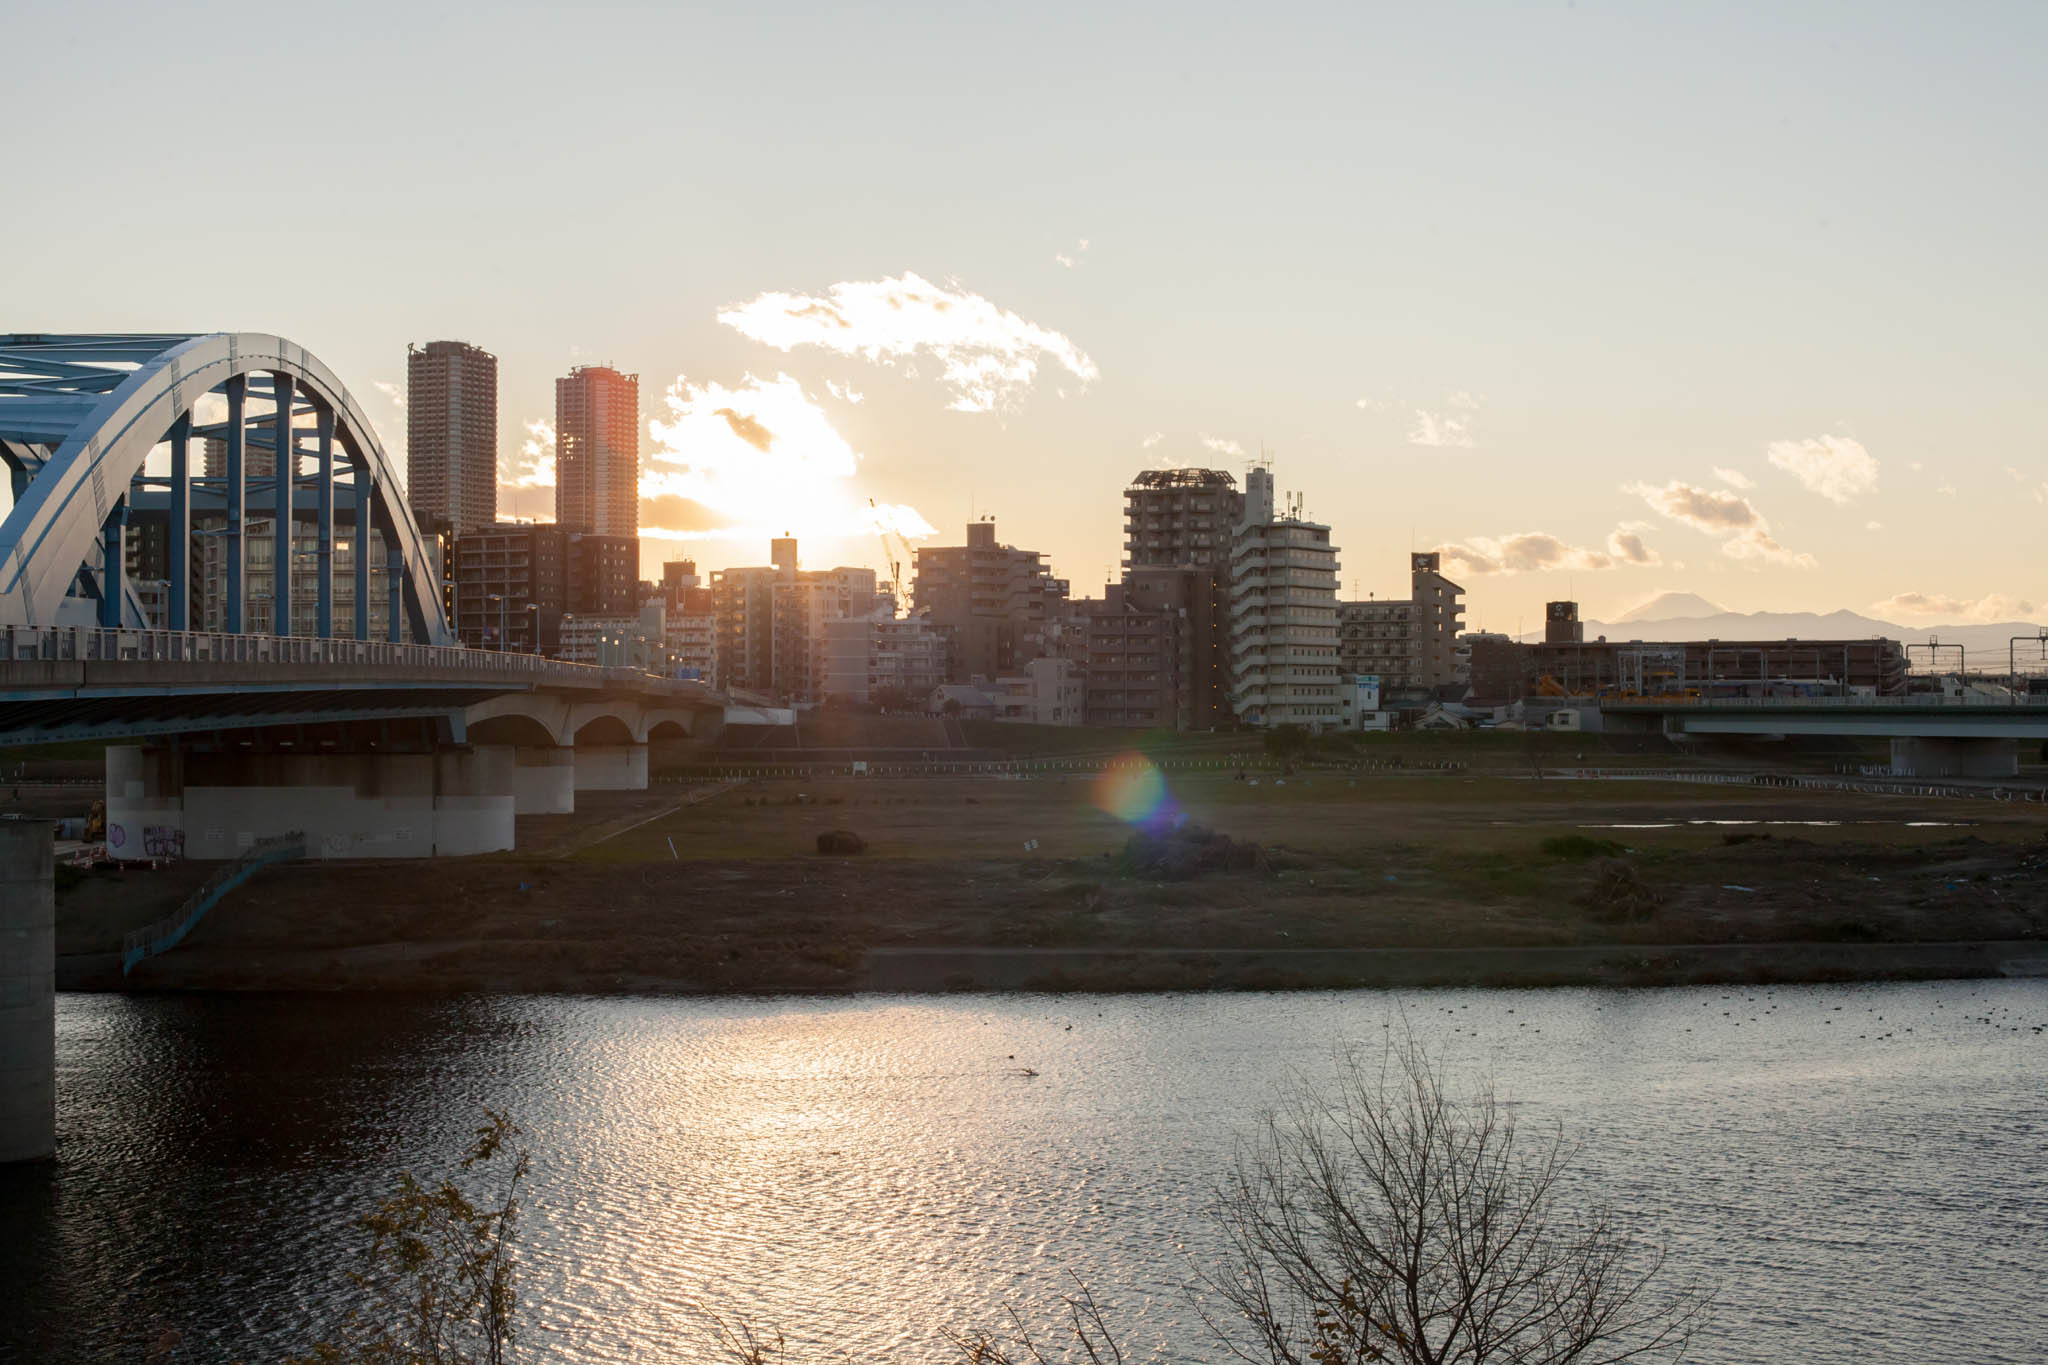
[6,984,2046,1363]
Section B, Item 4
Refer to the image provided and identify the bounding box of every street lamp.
[487,594,507,652]
[526,602,540,654]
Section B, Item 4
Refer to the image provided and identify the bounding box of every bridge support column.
[573,743,649,791]
[108,744,522,859]
[504,746,575,813]
[0,821,55,1164]
[433,748,517,855]
[1889,737,2018,780]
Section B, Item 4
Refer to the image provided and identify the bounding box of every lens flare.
[1094,754,1175,827]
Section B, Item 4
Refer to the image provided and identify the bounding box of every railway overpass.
[1603,695,2048,778]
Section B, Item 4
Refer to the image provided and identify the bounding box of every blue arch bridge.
[1,333,725,860]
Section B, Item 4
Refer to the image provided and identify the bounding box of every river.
[3,983,2045,1363]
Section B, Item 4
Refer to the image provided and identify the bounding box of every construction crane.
[869,498,916,604]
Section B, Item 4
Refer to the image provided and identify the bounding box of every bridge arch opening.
[574,714,636,747]
[468,714,561,748]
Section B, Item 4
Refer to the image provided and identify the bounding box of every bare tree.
[1200,1041,1707,1365]
[292,1110,529,1365]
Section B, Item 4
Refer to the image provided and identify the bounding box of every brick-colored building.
[555,365,638,538]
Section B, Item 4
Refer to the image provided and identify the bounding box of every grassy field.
[583,769,2032,866]
[63,760,2048,995]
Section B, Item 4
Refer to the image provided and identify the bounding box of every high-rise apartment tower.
[554,365,639,537]
[406,340,498,534]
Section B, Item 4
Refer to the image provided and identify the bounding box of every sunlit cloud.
[1871,592,2037,622]
[368,379,407,470]
[1624,479,1816,568]
[1053,237,1091,269]
[1200,435,1244,457]
[1713,466,1754,490]
[1606,524,1662,566]
[643,372,936,545]
[1140,432,1164,449]
[501,418,556,489]
[1766,434,1877,504]
[717,272,1098,413]
[825,380,864,404]
[1936,482,1957,496]
[1435,528,1653,576]
[1866,520,1884,531]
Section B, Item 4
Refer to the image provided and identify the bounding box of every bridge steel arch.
[0,333,452,644]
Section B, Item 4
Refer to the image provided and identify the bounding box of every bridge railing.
[0,625,712,696]
[121,830,307,977]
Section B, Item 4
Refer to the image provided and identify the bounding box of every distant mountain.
[1614,591,1722,623]
[1521,606,2048,666]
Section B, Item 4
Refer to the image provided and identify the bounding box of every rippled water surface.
[5,984,2046,1363]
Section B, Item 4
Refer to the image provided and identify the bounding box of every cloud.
[1713,466,1755,490]
[1765,434,1878,504]
[1140,431,1164,448]
[1936,482,1957,496]
[1605,525,1662,566]
[1871,592,2038,622]
[1053,237,1090,268]
[1866,520,1884,531]
[643,371,936,545]
[2004,465,2028,482]
[1434,529,1655,576]
[1201,435,1244,457]
[718,272,1097,413]
[1624,479,1816,568]
[368,380,407,470]
[825,380,864,404]
[1354,396,1395,412]
[1408,409,1475,448]
[501,419,556,489]
[1625,480,1761,532]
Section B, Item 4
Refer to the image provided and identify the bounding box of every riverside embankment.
[53,771,2048,993]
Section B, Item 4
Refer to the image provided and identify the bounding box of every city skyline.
[7,1,2044,634]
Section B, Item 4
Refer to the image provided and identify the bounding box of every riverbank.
[55,770,2048,993]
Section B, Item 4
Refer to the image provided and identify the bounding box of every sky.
[7,0,2045,633]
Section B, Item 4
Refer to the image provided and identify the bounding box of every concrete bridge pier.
[107,737,518,858]
[572,743,650,791]
[1889,736,2018,779]
[0,821,55,1164]
[502,746,575,814]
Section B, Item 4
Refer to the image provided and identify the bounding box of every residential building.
[713,538,887,702]
[1227,466,1342,728]
[665,588,717,684]
[193,512,387,639]
[823,611,949,705]
[451,522,568,653]
[1122,467,1242,572]
[557,612,643,665]
[569,533,639,616]
[406,340,498,535]
[555,365,638,536]
[1084,583,1185,728]
[1336,553,1467,692]
[912,519,1069,683]
[994,656,1085,725]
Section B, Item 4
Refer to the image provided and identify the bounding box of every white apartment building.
[1227,466,1342,729]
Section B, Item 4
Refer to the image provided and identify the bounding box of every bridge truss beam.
[0,334,451,645]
